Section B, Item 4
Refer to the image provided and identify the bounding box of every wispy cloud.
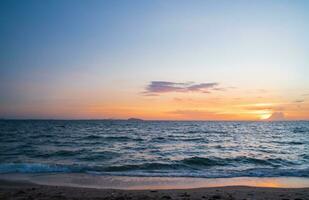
[169,109,215,116]
[144,81,220,95]
[167,109,234,120]
[294,99,304,103]
[238,103,284,112]
[167,109,219,119]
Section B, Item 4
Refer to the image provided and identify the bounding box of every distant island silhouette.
[127,118,143,121]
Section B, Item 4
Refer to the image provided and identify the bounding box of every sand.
[1,179,309,200]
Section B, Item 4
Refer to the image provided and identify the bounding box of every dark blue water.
[0,120,308,178]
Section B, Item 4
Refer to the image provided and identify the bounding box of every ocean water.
[0,120,308,178]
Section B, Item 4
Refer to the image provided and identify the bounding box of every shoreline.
[1,178,309,200]
[1,173,309,190]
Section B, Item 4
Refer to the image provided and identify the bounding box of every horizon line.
[1,118,308,122]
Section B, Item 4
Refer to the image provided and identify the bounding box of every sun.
[259,113,272,120]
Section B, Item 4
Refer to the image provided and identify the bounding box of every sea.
[0,120,308,179]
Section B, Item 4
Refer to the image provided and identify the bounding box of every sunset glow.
[259,113,272,120]
[0,1,308,120]
[1,2,309,197]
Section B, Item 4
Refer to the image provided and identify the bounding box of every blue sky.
[1,0,309,119]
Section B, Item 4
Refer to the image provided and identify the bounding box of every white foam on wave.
[0,163,71,173]
[1,163,309,178]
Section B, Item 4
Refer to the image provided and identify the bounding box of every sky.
[0,0,309,120]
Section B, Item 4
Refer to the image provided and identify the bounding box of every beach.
[1,174,309,200]
[1,178,309,200]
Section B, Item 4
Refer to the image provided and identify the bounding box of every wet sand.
[1,179,309,200]
[2,173,309,190]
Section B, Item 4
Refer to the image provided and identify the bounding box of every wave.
[273,141,305,145]
[126,156,292,170]
[182,137,206,142]
[0,156,296,174]
[1,162,309,178]
[83,135,141,142]
[181,156,293,167]
[104,156,278,172]
[78,151,119,161]
[0,163,309,178]
[84,135,102,139]
[103,136,132,141]
[35,149,87,158]
[182,157,225,166]
[0,163,72,173]
[293,127,308,133]
[104,163,185,172]
[102,168,309,178]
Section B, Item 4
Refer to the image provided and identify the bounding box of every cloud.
[173,97,184,102]
[187,83,218,91]
[167,109,219,119]
[244,105,284,111]
[167,109,235,120]
[294,99,304,103]
[241,103,286,112]
[144,81,220,94]
[244,106,273,111]
[239,103,284,112]
[169,109,214,115]
[267,112,285,121]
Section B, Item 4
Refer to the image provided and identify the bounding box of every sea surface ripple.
[0,120,308,178]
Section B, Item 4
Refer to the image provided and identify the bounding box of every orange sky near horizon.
[3,83,307,120]
[84,93,309,121]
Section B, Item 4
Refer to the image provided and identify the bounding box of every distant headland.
[127,118,144,121]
